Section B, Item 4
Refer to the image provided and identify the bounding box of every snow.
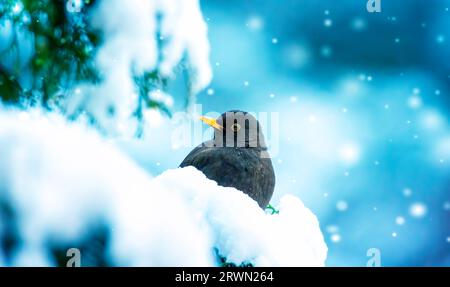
[157,0,212,93]
[0,109,327,266]
[65,0,212,134]
[409,202,427,218]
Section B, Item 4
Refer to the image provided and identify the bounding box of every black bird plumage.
[180,110,275,208]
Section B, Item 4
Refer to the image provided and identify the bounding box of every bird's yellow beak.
[199,116,223,130]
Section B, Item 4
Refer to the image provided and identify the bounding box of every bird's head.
[200,110,267,149]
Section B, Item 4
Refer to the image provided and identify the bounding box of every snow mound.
[0,109,327,266]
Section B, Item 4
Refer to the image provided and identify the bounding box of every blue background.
[121,0,450,266]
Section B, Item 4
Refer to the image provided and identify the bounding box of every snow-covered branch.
[65,0,212,134]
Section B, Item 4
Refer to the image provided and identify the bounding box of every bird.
[180,110,275,209]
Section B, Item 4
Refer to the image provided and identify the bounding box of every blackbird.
[180,110,275,209]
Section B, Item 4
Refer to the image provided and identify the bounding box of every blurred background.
[1,0,449,266]
[125,0,450,266]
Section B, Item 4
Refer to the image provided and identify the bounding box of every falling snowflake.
[395,216,405,225]
[324,19,333,27]
[331,234,341,243]
[409,202,427,218]
[336,200,348,212]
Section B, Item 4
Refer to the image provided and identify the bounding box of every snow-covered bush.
[0,109,327,266]
[0,0,211,135]
[0,0,328,267]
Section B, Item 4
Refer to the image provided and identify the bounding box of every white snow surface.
[0,109,327,266]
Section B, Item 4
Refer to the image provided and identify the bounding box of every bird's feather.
[180,141,275,208]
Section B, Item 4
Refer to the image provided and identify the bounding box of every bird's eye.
[231,123,241,132]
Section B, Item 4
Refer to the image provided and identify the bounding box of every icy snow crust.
[0,110,327,266]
